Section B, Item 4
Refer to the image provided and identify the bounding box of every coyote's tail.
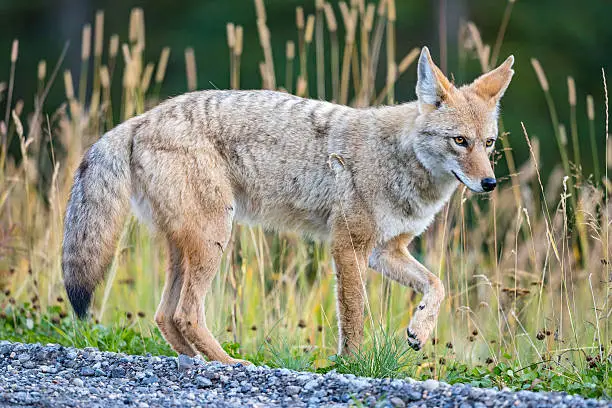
[62,126,133,318]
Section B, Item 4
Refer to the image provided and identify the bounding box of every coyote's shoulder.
[62,47,514,361]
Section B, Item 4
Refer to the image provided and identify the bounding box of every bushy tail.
[62,126,132,318]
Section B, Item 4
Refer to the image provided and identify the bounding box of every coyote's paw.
[406,328,422,351]
[407,300,440,351]
[226,357,252,366]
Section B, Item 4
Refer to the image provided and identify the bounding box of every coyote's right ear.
[416,46,455,111]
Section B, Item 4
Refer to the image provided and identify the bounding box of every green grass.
[330,330,419,379]
[264,338,317,371]
[0,302,175,356]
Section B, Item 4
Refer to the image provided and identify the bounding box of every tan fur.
[62,47,514,361]
[330,199,376,355]
[369,234,445,349]
[154,243,197,356]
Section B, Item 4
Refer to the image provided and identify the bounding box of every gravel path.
[0,341,609,407]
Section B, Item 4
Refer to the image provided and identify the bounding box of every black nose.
[481,178,497,192]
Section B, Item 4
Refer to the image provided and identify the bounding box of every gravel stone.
[195,376,213,388]
[109,367,126,378]
[408,390,424,400]
[0,341,609,407]
[286,385,301,395]
[79,366,95,376]
[141,374,159,385]
[17,353,30,362]
[22,361,36,369]
[177,354,195,371]
[423,378,440,391]
[390,396,407,407]
[303,379,319,390]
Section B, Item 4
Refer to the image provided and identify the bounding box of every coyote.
[62,47,514,364]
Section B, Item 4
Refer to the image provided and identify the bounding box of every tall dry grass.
[0,0,610,383]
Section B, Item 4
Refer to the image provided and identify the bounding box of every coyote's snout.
[62,46,514,363]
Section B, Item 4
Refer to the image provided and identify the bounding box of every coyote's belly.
[232,187,334,239]
[130,169,335,239]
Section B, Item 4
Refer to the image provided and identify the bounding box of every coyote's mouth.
[451,170,484,193]
[451,171,464,184]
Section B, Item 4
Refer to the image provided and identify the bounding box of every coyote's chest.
[373,185,456,244]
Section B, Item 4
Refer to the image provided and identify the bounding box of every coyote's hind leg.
[136,144,246,364]
[154,243,197,356]
[170,218,248,365]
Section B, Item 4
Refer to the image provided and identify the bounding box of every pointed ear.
[416,46,455,109]
[471,55,515,102]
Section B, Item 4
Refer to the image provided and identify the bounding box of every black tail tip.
[65,284,92,319]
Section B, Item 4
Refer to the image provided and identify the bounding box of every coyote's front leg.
[331,221,374,356]
[369,234,445,350]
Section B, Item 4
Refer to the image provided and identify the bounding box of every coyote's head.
[412,46,514,193]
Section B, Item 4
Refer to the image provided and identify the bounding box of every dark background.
[1,0,610,179]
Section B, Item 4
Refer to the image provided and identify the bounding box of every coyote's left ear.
[471,56,515,103]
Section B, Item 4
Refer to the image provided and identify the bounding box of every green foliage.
[0,303,174,357]
[330,330,419,379]
[264,338,317,372]
[430,359,612,399]
[222,341,266,366]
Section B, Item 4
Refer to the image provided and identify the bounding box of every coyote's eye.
[485,139,495,148]
[453,136,467,147]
